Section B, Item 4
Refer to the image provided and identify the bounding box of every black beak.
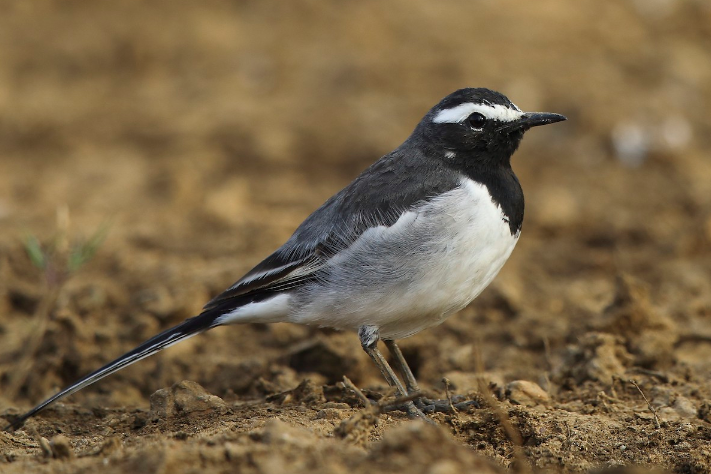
[517,112,567,129]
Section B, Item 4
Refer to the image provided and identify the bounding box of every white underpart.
[289,178,520,340]
[215,293,291,325]
[433,102,523,124]
[444,150,456,159]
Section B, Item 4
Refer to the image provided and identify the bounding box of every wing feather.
[204,140,461,311]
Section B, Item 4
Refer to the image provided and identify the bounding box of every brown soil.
[1,1,711,473]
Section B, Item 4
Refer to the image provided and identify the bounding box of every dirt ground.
[1,1,711,473]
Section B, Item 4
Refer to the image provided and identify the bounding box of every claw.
[420,399,479,414]
[419,394,480,414]
[382,401,435,424]
[383,395,479,418]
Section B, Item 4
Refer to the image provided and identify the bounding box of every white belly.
[290,178,520,339]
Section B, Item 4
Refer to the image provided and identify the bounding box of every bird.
[3,88,565,431]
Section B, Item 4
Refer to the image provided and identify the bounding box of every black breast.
[474,168,524,235]
[443,150,525,235]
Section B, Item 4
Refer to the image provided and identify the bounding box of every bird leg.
[384,339,480,414]
[358,325,427,419]
[384,339,421,395]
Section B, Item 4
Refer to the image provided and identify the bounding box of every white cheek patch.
[432,102,524,124]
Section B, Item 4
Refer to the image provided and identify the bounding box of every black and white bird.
[4,88,565,430]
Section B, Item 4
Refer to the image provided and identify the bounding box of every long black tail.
[3,308,224,431]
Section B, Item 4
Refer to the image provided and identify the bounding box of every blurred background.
[1,0,711,432]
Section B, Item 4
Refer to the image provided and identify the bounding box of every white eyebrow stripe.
[432,102,524,124]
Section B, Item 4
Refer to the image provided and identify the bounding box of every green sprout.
[22,220,111,286]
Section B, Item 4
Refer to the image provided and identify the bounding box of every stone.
[505,380,551,407]
[150,380,227,418]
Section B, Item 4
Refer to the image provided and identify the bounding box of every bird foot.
[415,394,480,414]
[383,394,478,419]
[404,400,436,424]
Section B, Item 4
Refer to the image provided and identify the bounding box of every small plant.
[23,206,110,289]
[4,206,110,401]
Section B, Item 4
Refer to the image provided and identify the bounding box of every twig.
[378,392,421,411]
[597,391,610,412]
[342,376,370,407]
[598,390,623,405]
[675,333,711,346]
[337,376,425,442]
[542,335,553,372]
[442,377,458,416]
[342,376,420,412]
[629,379,660,429]
[627,368,669,383]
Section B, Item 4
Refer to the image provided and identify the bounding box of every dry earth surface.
[1,1,711,473]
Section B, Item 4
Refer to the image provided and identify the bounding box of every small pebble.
[50,435,74,460]
[505,380,551,407]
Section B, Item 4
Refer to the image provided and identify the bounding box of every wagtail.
[4,88,565,430]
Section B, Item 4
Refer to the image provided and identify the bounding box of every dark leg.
[384,340,421,395]
[384,339,481,415]
[358,326,427,419]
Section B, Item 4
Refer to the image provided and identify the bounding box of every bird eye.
[467,112,487,129]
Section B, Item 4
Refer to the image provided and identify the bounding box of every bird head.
[419,88,566,165]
